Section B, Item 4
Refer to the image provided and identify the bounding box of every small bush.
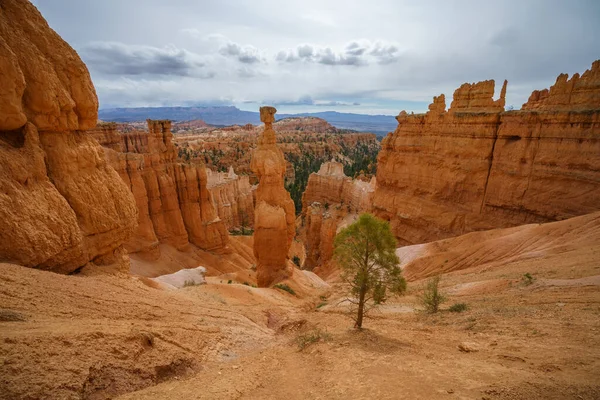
[295,328,331,350]
[523,273,535,286]
[316,302,327,309]
[183,280,199,287]
[274,283,296,295]
[227,280,232,284]
[449,302,468,313]
[292,255,301,267]
[243,281,250,286]
[420,275,446,313]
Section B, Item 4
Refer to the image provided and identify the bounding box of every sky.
[32,0,600,115]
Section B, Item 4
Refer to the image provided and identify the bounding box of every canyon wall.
[301,161,376,272]
[0,0,138,273]
[251,107,296,287]
[90,121,229,258]
[302,161,376,214]
[374,61,600,245]
[206,167,255,230]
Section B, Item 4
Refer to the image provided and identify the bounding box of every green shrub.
[449,302,468,313]
[292,255,301,267]
[420,275,446,313]
[227,280,232,284]
[183,280,199,287]
[316,302,327,309]
[295,328,331,350]
[523,273,535,286]
[274,283,296,295]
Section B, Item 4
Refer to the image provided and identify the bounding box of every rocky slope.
[374,61,600,245]
[89,121,229,261]
[0,0,137,273]
[251,107,296,287]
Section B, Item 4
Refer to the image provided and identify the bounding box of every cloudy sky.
[33,0,599,115]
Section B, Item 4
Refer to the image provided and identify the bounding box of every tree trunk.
[355,283,367,329]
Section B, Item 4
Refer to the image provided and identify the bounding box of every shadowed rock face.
[251,107,296,287]
[374,61,600,246]
[89,121,229,258]
[0,0,138,273]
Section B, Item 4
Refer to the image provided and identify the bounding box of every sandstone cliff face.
[301,161,376,272]
[91,120,229,258]
[0,0,137,273]
[206,167,255,230]
[302,161,376,215]
[251,107,296,287]
[374,61,600,245]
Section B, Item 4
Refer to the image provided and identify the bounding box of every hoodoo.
[250,107,296,287]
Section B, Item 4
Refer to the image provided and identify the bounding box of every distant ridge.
[98,106,398,135]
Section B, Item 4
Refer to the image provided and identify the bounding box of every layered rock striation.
[91,120,229,258]
[374,61,600,245]
[301,161,376,272]
[0,0,137,273]
[251,107,296,286]
[206,167,254,230]
[302,161,376,215]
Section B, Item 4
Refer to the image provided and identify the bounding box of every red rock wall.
[0,0,138,273]
[301,161,376,214]
[301,161,376,271]
[373,61,600,245]
[206,167,255,230]
[92,121,229,257]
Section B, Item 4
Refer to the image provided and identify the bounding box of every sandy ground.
[1,213,600,399]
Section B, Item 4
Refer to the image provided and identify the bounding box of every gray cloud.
[275,40,401,66]
[262,96,360,107]
[33,0,600,114]
[218,41,262,64]
[81,42,212,77]
[316,100,360,106]
[270,95,315,106]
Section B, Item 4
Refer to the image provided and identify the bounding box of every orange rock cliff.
[206,167,255,230]
[251,107,296,287]
[0,0,138,273]
[373,62,600,245]
[301,161,376,272]
[89,121,229,259]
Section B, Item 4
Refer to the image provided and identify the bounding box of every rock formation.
[90,120,229,259]
[0,0,138,273]
[301,161,377,272]
[173,117,379,184]
[206,167,254,230]
[251,107,296,286]
[374,61,600,245]
[302,161,376,214]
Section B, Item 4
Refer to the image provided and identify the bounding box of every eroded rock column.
[250,107,296,287]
